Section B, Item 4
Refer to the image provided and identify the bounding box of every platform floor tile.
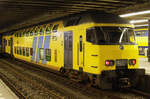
[0,79,18,99]
[139,58,150,74]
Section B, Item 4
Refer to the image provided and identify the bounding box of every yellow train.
[134,28,148,56]
[2,11,145,89]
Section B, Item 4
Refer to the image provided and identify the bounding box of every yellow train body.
[2,22,139,74]
[2,12,145,89]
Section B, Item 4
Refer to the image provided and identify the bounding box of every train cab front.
[85,25,145,89]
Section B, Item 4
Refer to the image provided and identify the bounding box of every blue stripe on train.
[138,46,148,48]
[135,30,148,37]
[31,37,37,61]
[36,36,43,62]
[42,35,51,64]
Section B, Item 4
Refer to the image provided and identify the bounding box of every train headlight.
[129,59,136,65]
[105,60,114,66]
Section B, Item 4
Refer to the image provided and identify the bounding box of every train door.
[64,31,73,69]
[10,38,13,57]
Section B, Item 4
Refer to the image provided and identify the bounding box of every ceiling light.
[134,24,148,27]
[120,10,150,17]
[130,19,148,24]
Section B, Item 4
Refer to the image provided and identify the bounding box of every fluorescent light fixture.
[120,10,150,17]
[134,24,148,27]
[130,19,148,24]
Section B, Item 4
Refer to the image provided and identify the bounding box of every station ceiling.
[0,0,150,33]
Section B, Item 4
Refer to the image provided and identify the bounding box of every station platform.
[0,79,18,99]
[139,58,150,74]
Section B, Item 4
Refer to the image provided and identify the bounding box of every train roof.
[63,11,130,27]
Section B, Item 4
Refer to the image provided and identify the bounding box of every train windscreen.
[86,26,136,45]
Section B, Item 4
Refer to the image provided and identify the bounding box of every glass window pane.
[17,47,19,54]
[40,48,44,60]
[40,28,44,35]
[34,28,38,36]
[30,48,33,56]
[20,47,22,55]
[15,47,17,54]
[52,24,59,33]
[30,29,33,36]
[23,48,25,56]
[46,24,53,34]
[46,49,51,61]
[26,48,29,57]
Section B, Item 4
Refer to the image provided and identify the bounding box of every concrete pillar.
[148,20,150,62]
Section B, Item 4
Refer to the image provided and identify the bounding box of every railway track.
[125,88,150,98]
[0,58,148,99]
[0,59,64,99]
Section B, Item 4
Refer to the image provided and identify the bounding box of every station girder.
[0,0,149,33]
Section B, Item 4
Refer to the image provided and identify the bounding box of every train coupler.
[119,78,131,88]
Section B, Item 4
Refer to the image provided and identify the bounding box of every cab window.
[52,24,59,33]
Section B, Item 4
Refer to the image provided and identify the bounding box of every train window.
[23,32,26,37]
[34,29,38,36]
[52,36,57,41]
[52,24,59,33]
[17,47,19,54]
[26,48,29,57]
[30,30,33,36]
[20,47,22,55]
[19,33,21,37]
[5,40,7,46]
[23,48,25,56]
[26,32,29,37]
[20,32,22,37]
[40,48,44,60]
[46,49,51,61]
[86,27,98,43]
[21,32,24,37]
[80,36,82,52]
[30,48,33,56]
[86,27,135,45]
[46,24,53,34]
[15,47,17,54]
[8,40,10,46]
[40,28,44,35]
[16,33,19,37]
